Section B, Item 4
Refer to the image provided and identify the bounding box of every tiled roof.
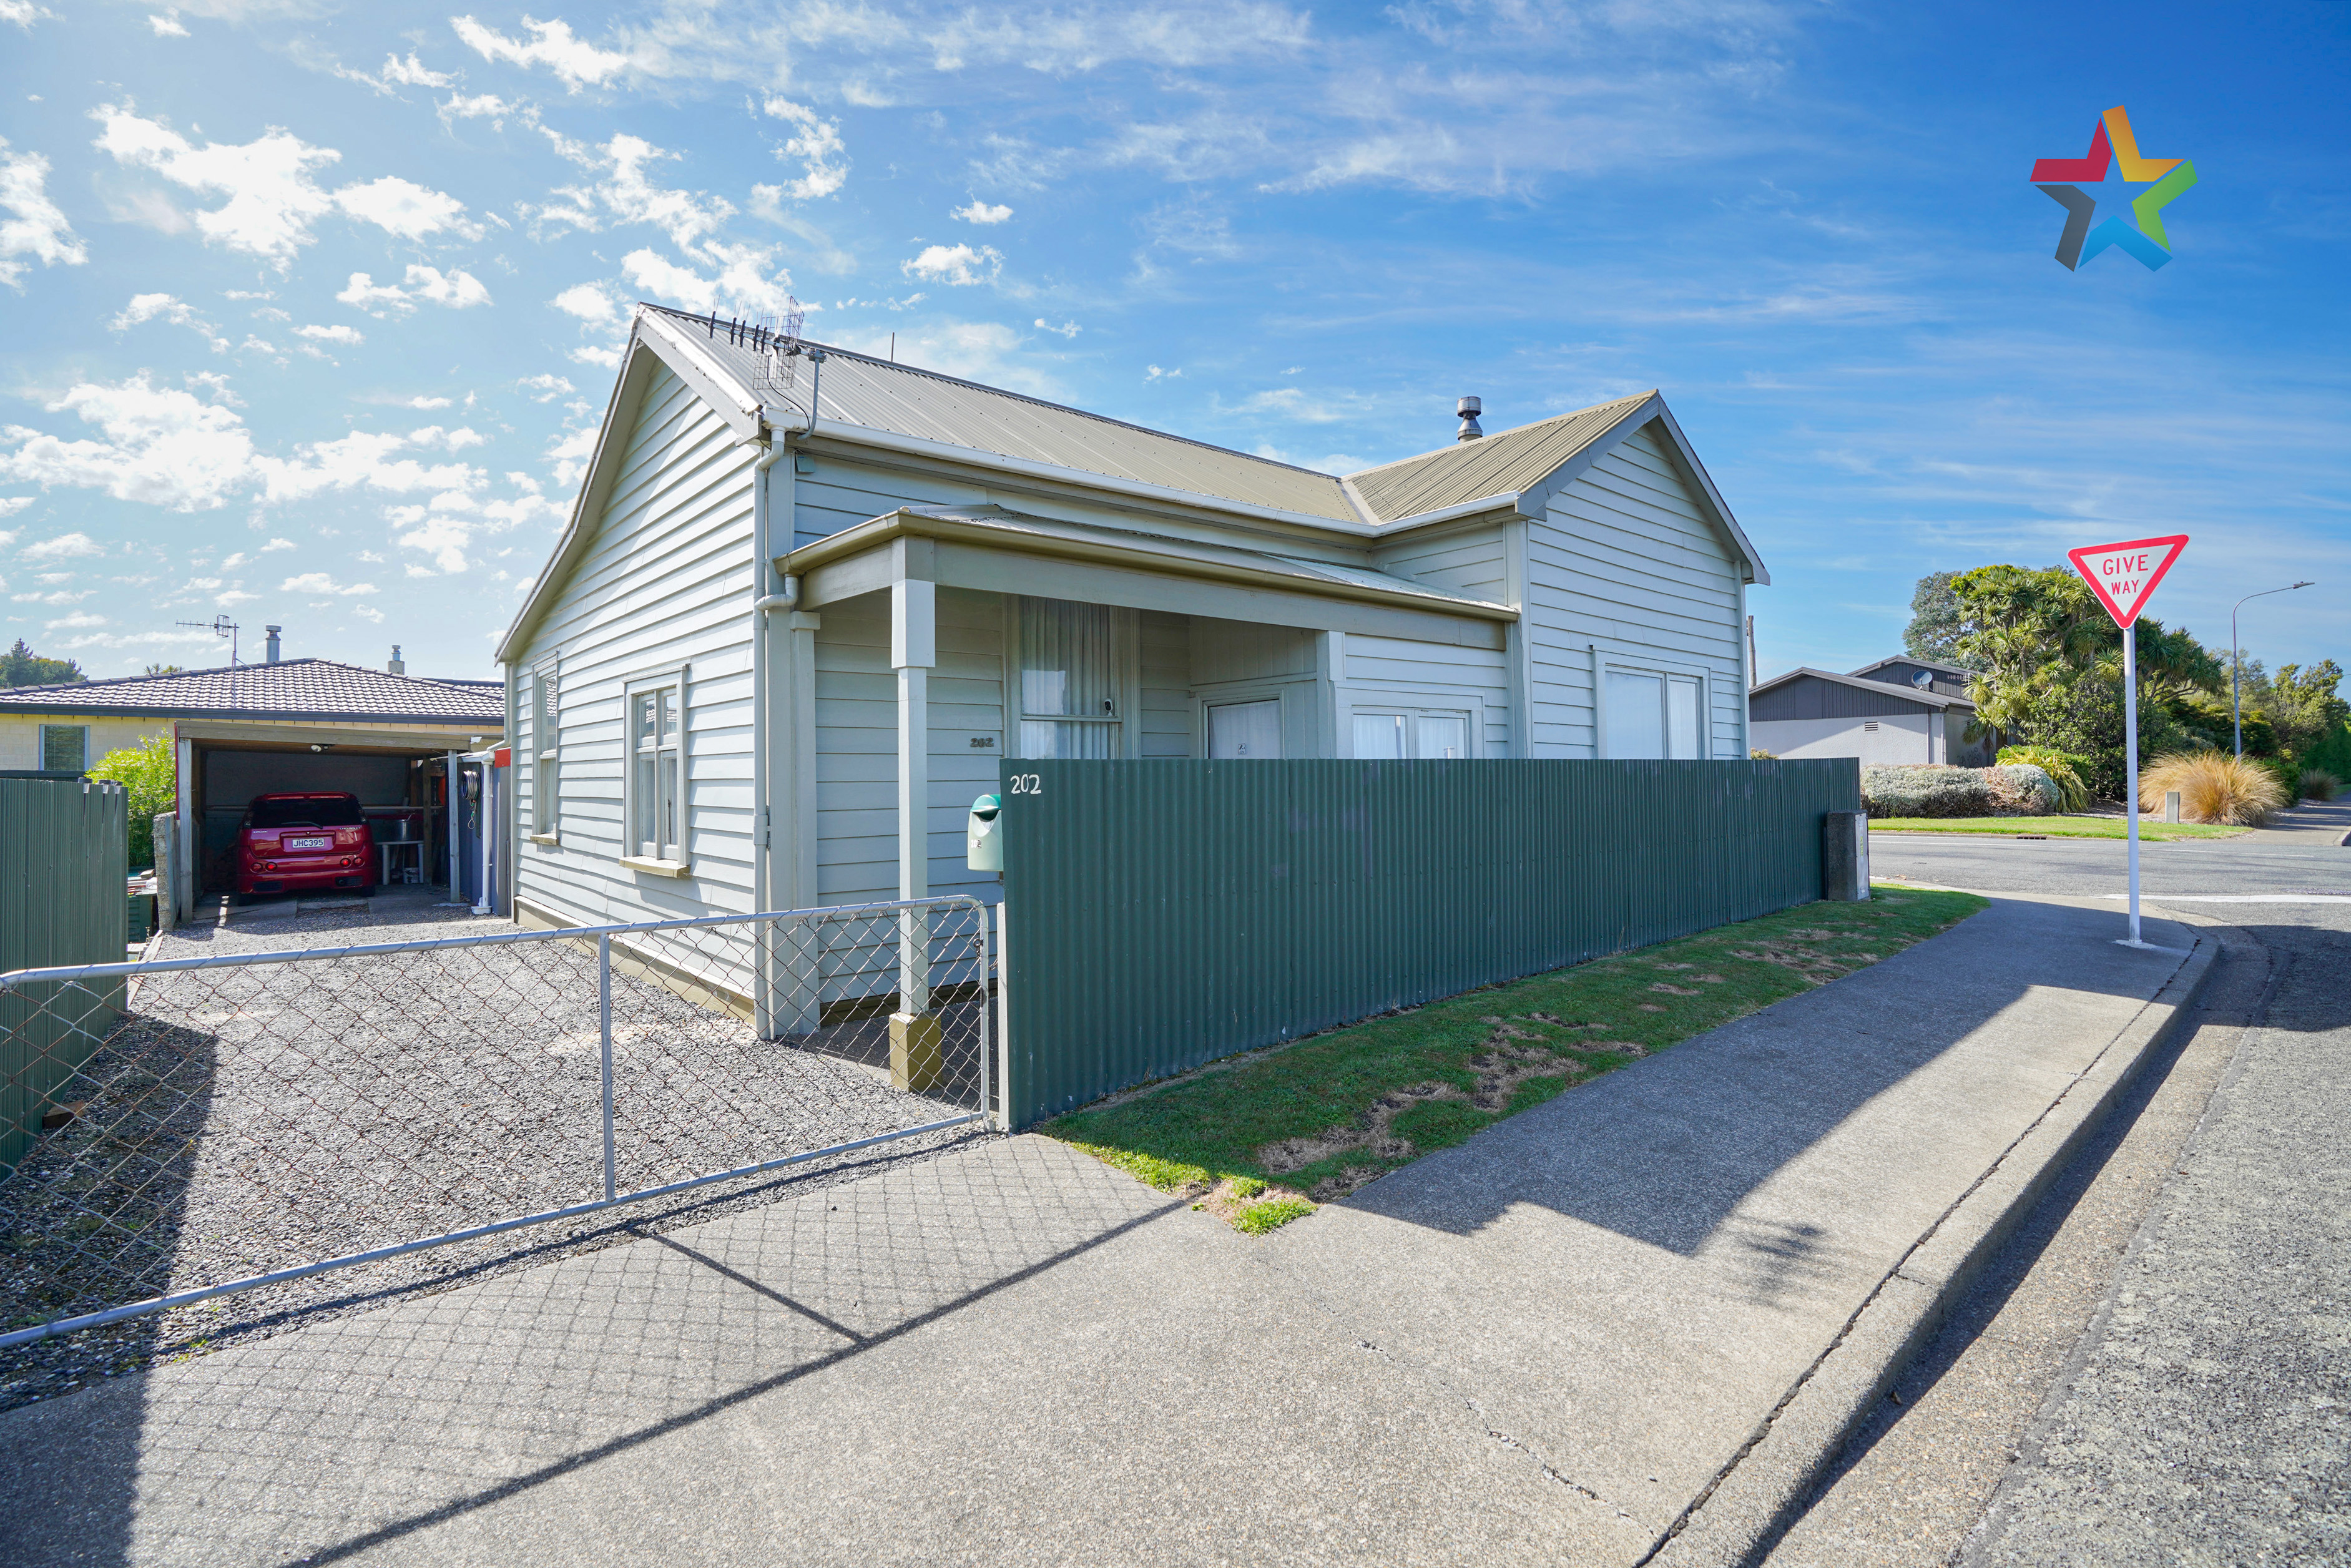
[0,659,505,724]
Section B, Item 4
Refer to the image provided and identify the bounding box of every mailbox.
[967,792,1002,871]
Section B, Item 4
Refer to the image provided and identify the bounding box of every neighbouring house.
[494,304,1770,940]
[0,651,505,920]
[1747,659,1990,767]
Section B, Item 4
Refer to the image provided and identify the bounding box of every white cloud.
[569,343,622,368]
[762,99,848,201]
[0,373,493,513]
[147,11,187,36]
[0,496,31,516]
[338,265,493,315]
[24,531,102,559]
[89,107,477,270]
[1146,364,1180,381]
[403,395,453,409]
[953,201,1013,225]
[332,176,483,241]
[1,3,57,28]
[378,52,452,89]
[395,512,473,573]
[903,243,1002,287]
[352,604,385,623]
[408,424,488,451]
[46,610,104,628]
[1,137,87,288]
[297,323,363,345]
[280,572,375,595]
[453,14,631,91]
[551,281,619,323]
[518,373,574,401]
[1034,317,1079,338]
[547,424,597,488]
[108,292,230,351]
[261,536,294,551]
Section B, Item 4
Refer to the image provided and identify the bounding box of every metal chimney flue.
[263,625,282,663]
[387,645,406,676]
[1456,396,1483,443]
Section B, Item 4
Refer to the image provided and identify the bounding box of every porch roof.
[781,505,1518,624]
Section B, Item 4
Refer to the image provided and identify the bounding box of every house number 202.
[1009,774,1043,795]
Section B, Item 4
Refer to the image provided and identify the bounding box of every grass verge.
[1045,886,1986,1233]
[1870,815,2244,841]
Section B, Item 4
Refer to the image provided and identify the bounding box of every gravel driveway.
[0,891,992,1408]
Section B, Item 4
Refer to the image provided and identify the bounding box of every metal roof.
[0,659,506,725]
[1345,393,1656,524]
[639,305,1360,523]
[1749,667,1977,711]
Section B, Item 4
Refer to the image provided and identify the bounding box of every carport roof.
[0,659,505,725]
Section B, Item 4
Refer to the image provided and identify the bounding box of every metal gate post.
[597,931,616,1202]
[993,898,1012,1132]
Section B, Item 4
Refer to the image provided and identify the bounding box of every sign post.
[2065,534,2190,949]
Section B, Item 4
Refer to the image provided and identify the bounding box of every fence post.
[994,897,1013,1132]
[597,931,616,1202]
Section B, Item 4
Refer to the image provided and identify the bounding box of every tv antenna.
[177,614,242,707]
[751,295,808,406]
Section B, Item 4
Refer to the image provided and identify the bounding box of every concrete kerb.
[1646,920,2220,1568]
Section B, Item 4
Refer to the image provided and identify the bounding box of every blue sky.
[1,1,2344,686]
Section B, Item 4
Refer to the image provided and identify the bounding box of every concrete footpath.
[0,894,2209,1567]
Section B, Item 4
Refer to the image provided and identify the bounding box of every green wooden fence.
[1,777,130,1171]
[998,757,1859,1129]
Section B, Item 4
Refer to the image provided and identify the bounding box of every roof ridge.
[1341,390,1655,481]
[638,303,1345,484]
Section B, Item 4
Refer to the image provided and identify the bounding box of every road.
[1760,804,2351,1566]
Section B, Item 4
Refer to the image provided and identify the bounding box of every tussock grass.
[2140,750,2287,825]
[1046,887,1985,1233]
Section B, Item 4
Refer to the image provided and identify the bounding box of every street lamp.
[2231,581,2314,756]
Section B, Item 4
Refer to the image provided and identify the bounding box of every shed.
[0,657,505,921]
[1747,664,1988,767]
[495,305,1770,940]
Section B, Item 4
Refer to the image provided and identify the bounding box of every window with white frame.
[529,660,559,838]
[1352,708,1471,759]
[39,723,89,773]
[1209,698,1283,758]
[1018,597,1126,758]
[624,675,685,864]
[1603,668,1706,759]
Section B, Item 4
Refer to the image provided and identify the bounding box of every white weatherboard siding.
[1753,715,1935,766]
[1340,634,1511,756]
[814,587,1004,909]
[1524,425,1747,758]
[1373,522,1509,605]
[512,363,759,928]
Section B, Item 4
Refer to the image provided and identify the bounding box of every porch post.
[776,610,823,1035]
[890,577,944,1090]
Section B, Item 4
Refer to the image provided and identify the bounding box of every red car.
[235,793,376,897]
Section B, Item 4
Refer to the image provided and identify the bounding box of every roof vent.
[1456,396,1483,443]
[388,645,406,677]
[264,625,282,664]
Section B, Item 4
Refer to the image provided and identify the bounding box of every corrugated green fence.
[1,777,130,1171]
[998,758,1859,1128]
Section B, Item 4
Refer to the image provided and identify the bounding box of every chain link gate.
[0,896,998,1358]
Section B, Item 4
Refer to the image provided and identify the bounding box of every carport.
[0,653,504,925]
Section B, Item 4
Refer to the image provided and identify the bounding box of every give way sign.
[2067,534,2189,629]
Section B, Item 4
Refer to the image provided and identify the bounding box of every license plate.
[287,836,331,850]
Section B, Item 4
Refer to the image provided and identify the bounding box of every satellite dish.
[1912,669,1935,689]
[751,296,807,405]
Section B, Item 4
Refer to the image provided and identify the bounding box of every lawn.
[1044,886,1986,1233]
[1870,815,2245,841]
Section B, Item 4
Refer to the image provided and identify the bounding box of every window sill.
[528,833,561,846]
[619,854,691,878]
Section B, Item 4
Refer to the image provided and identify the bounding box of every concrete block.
[1822,811,1870,901]
[889,1011,944,1092]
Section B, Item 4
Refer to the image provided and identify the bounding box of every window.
[1209,698,1283,758]
[624,677,684,865]
[1603,668,1706,759]
[39,724,88,773]
[1353,709,1471,759]
[1018,598,1124,758]
[529,660,559,839]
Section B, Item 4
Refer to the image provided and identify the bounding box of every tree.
[142,662,186,677]
[1902,572,1965,662]
[89,733,177,871]
[0,639,85,687]
[2260,660,2349,755]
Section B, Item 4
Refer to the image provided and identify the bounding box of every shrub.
[2139,750,2287,826]
[87,733,177,870]
[1749,747,1778,760]
[1998,745,2093,813]
[1986,763,2062,815]
[1862,764,1996,818]
[2300,770,2341,803]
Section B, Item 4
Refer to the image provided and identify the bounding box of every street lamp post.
[2231,582,2314,756]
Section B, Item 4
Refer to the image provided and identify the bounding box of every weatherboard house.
[495,304,1770,938]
